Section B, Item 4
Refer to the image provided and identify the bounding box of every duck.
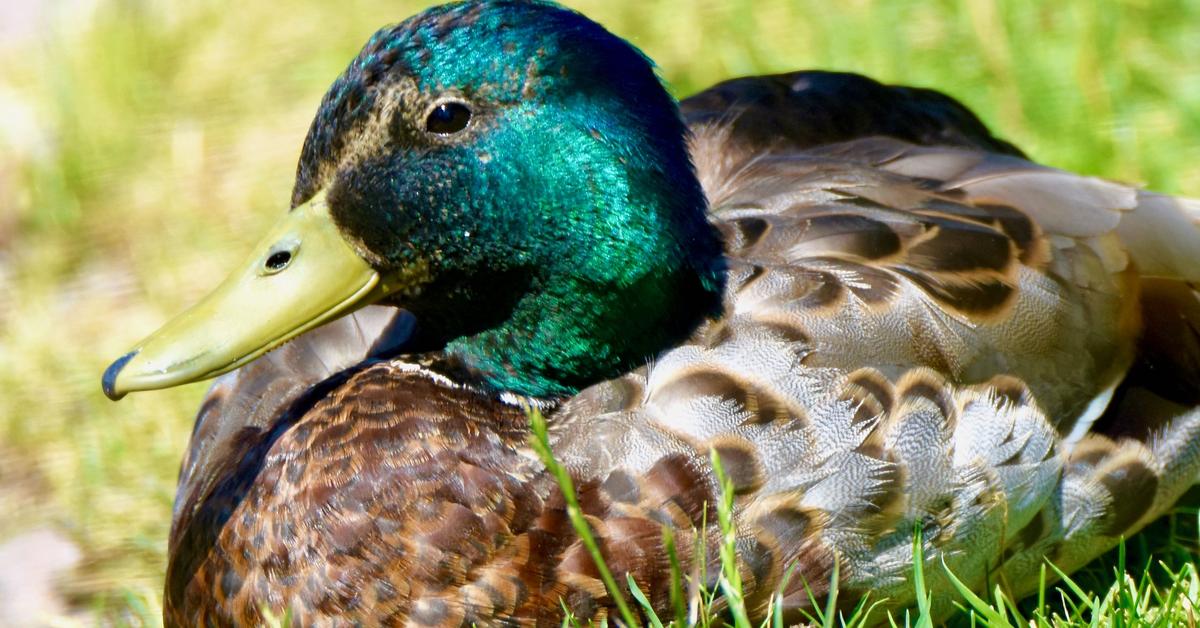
[100,0,1200,625]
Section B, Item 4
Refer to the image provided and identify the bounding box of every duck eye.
[425,101,471,134]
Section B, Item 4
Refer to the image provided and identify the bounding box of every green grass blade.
[1046,560,1096,612]
[910,525,933,628]
[626,574,664,628]
[939,555,1009,626]
[710,448,752,628]
[845,596,886,628]
[661,524,688,627]
[1037,561,1046,619]
[822,554,840,628]
[529,409,641,628]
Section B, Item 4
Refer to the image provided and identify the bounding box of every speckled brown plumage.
[170,359,737,626]
[162,68,1200,626]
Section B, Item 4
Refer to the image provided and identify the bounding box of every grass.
[1,0,1199,624]
[530,411,1200,627]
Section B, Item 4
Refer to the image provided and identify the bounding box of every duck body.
[101,1,1200,625]
[165,72,1200,625]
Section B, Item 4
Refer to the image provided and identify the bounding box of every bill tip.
[101,351,137,401]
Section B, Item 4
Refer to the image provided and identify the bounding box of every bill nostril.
[265,250,293,273]
[266,251,291,270]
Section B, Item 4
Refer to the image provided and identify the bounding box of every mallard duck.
[102,0,1200,625]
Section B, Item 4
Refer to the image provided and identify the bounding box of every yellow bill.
[102,191,384,400]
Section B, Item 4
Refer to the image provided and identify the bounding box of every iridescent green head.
[103,0,724,399]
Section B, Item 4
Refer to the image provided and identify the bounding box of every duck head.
[103,0,724,400]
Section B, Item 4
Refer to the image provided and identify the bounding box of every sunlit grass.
[2,0,1199,624]
[530,412,1200,627]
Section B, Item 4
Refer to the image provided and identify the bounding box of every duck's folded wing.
[678,71,1027,160]
[555,74,1200,618]
[687,119,1200,430]
[555,138,1200,613]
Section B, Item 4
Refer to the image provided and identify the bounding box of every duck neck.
[445,257,723,398]
[421,123,725,398]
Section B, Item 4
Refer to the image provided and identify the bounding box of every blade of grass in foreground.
[941,555,1010,626]
[528,407,641,627]
[910,525,933,628]
[662,524,688,626]
[628,574,665,628]
[710,448,752,628]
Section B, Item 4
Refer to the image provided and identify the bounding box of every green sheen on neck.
[396,107,725,397]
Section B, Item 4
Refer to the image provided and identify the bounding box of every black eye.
[425,101,472,134]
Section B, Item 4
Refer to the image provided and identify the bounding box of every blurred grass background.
[2,0,1200,624]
